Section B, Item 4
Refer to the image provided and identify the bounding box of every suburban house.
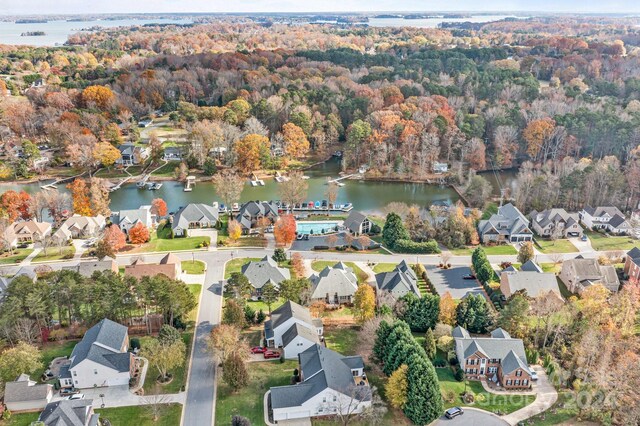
[500,270,563,302]
[235,201,279,234]
[124,253,181,280]
[116,143,149,166]
[264,301,323,359]
[453,326,532,390]
[111,206,155,234]
[343,210,372,235]
[171,203,219,237]
[62,258,119,277]
[269,344,371,421]
[433,162,449,173]
[37,399,100,426]
[163,146,183,161]
[4,220,52,246]
[309,262,359,305]
[579,206,631,234]
[560,257,620,294]
[62,318,133,389]
[477,203,533,244]
[375,260,421,299]
[3,374,53,412]
[529,208,583,238]
[624,247,640,282]
[241,256,290,298]
[53,215,106,242]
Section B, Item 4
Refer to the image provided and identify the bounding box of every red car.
[263,350,280,359]
[250,346,267,354]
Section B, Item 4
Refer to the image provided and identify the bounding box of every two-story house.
[38,399,100,426]
[375,260,421,300]
[477,203,533,244]
[235,201,279,234]
[309,262,359,305]
[241,256,290,299]
[111,206,155,234]
[453,326,532,390]
[343,210,372,236]
[560,257,620,294]
[264,301,323,359]
[579,206,631,234]
[529,208,583,238]
[624,247,640,282]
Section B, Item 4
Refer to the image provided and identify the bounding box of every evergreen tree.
[403,353,444,425]
[224,273,253,301]
[424,328,437,361]
[456,294,494,333]
[399,293,440,332]
[382,212,409,248]
[222,299,246,328]
[373,320,391,362]
[261,282,279,313]
[222,352,249,390]
[272,248,287,262]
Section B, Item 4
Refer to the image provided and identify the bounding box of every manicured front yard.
[219,235,267,248]
[585,230,639,251]
[536,239,578,254]
[224,257,261,279]
[451,245,517,256]
[1,411,40,426]
[323,327,359,355]
[126,223,210,254]
[187,284,202,322]
[437,368,535,414]
[142,332,192,395]
[311,260,369,283]
[372,262,398,273]
[182,260,206,274]
[0,248,34,264]
[215,359,298,425]
[33,246,75,262]
[96,404,183,426]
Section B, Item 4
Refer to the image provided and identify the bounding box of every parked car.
[67,393,85,400]
[296,233,304,240]
[250,346,267,354]
[263,350,280,359]
[59,388,80,396]
[530,370,538,381]
[581,235,588,241]
[445,407,464,419]
[303,234,310,241]
[462,273,476,280]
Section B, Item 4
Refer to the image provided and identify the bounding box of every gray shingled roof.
[583,206,624,219]
[38,399,99,426]
[562,258,620,292]
[4,375,51,403]
[62,258,116,277]
[310,262,358,300]
[375,260,420,298]
[269,301,315,331]
[490,328,511,339]
[172,203,218,232]
[112,207,151,227]
[608,214,630,229]
[478,203,532,238]
[520,260,543,273]
[343,210,368,234]
[281,323,320,348]
[69,319,130,372]
[454,327,530,375]
[241,256,290,289]
[236,201,279,230]
[502,271,561,298]
[501,349,530,375]
[452,326,470,339]
[628,247,640,267]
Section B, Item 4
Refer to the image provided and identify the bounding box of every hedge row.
[394,239,441,254]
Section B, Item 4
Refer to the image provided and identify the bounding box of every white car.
[530,371,538,381]
[67,393,85,400]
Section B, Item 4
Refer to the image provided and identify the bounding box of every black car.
[462,273,476,280]
[445,407,464,419]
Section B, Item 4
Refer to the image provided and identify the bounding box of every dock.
[249,172,265,186]
[40,172,86,190]
[137,174,150,188]
[275,171,289,183]
[109,176,133,192]
[327,173,360,184]
[184,176,196,192]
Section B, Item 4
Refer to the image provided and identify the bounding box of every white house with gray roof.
[63,318,133,389]
[478,203,533,243]
[375,260,420,300]
[530,208,583,238]
[310,262,359,305]
[171,203,219,237]
[111,206,154,234]
[235,201,279,234]
[269,344,371,421]
[241,256,290,299]
[343,210,372,235]
[3,374,53,412]
[579,206,631,234]
[560,257,620,294]
[38,399,100,426]
[264,301,323,352]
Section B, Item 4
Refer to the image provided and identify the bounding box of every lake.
[0,18,193,46]
[366,15,519,28]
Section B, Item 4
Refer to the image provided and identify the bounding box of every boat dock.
[109,176,133,192]
[249,172,265,186]
[184,176,196,192]
[274,171,289,183]
[40,172,86,190]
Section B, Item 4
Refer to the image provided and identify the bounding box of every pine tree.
[404,353,444,425]
[373,320,391,363]
[424,328,437,361]
[382,212,409,248]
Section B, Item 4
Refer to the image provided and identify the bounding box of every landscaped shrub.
[272,248,287,262]
[313,245,329,250]
[393,239,441,254]
[454,368,465,381]
[130,338,141,350]
[370,223,381,234]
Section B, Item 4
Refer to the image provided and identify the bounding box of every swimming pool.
[296,221,340,235]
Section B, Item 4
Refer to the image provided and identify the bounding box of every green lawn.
[187,284,202,322]
[0,248,34,264]
[451,245,517,256]
[142,333,192,395]
[182,260,206,274]
[527,391,578,425]
[33,246,75,262]
[151,161,181,177]
[372,262,398,273]
[585,230,639,251]
[1,412,40,426]
[536,239,578,254]
[323,327,359,355]
[94,167,131,178]
[218,235,267,248]
[32,339,79,382]
[215,360,298,425]
[311,261,369,283]
[126,223,210,254]
[540,262,561,273]
[437,368,535,414]
[245,298,286,315]
[224,257,260,279]
[96,404,182,426]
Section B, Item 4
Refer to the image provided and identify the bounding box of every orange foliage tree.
[151,198,168,217]
[0,190,31,221]
[228,219,242,242]
[81,85,115,110]
[128,222,150,244]
[103,224,126,252]
[274,214,297,247]
[282,123,310,159]
[234,133,269,172]
[67,179,92,216]
[523,118,555,159]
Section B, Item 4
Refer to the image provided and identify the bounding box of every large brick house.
[453,326,532,390]
[624,247,640,282]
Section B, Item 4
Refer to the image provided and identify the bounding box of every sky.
[1,0,640,15]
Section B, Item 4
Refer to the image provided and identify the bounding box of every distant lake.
[0,18,193,46]
[367,15,519,28]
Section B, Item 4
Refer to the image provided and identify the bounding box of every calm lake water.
[366,15,519,28]
[0,18,193,46]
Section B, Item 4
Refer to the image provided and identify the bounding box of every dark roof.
[38,399,99,426]
[343,210,368,233]
[520,260,543,273]
[582,206,624,218]
[269,301,315,331]
[310,262,358,300]
[4,375,52,403]
[501,349,530,375]
[281,323,320,348]
[69,319,129,372]
[375,260,420,298]
[628,247,640,259]
[608,214,629,229]
[172,203,218,231]
[454,326,531,375]
[235,201,279,230]
[241,256,290,289]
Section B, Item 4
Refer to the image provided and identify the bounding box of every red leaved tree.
[103,225,126,252]
[273,214,296,247]
[151,198,168,218]
[128,222,150,245]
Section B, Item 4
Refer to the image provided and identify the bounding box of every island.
[20,31,46,36]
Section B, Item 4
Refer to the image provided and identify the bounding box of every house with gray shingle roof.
[281,322,321,359]
[111,206,154,234]
[530,208,583,238]
[264,301,323,351]
[520,260,543,273]
[500,270,563,302]
[53,215,106,242]
[38,399,100,426]
[309,262,359,305]
[269,344,371,421]
[454,326,532,390]
[235,201,279,234]
[579,206,631,234]
[241,256,290,298]
[343,210,372,235]
[375,260,420,300]
[624,247,640,282]
[4,374,53,412]
[64,318,133,389]
[478,203,533,244]
[171,203,219,237]
[560,257,620,294]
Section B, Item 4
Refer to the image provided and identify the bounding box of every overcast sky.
[1,0,640,15]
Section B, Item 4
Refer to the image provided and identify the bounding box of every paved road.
[433,408,508,426]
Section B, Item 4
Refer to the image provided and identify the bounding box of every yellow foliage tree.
[353,283,376,324]
[439,291,457,325]
[386,364,409,409]
[93,142,122,168]
[522,118,555,159]
[282,122,310,159]
[228,219,242,242]
[82,85,115,110]
[234,133,269,172]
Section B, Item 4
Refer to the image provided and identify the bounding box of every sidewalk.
[353,261,376,284]
[20,247,42,266]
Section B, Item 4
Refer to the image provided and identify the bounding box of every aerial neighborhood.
[1,9,640,426]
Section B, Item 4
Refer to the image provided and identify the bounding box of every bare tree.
[142,390,171,421]
[325,182,339,207]
[278,171,308,209]
[212,170,244,215]
[317,385,387,426]
[12,318,40,345]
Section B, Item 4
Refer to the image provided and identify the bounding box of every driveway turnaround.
[433,407,508,426]
[502,366,558,425]
[425,265,483,299]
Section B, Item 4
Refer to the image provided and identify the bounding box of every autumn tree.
[142,337,186,383]
[325,182,339,207]
[93,141,121,168]
[278,171,308,208]
[386,364,409,409]
[282,122,310,159]
[228,220,242,242]
[0,342,42,382]
[89,177,110,216]
[523,118,555,160]
[234,133,269,172]
[151,198,168,218]
[129,222,150,244]
[517,241,535,264]
[353,284,376,324]
[209,324,243,364]
[274,214,297,247]
[81,85,115,110]
[67,178,92,216]
[222,351,249,390]
[0,190,31,222]
[100,225,126,257]
[212,170,244,214]
[438,292,456,325]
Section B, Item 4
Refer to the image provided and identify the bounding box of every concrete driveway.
[502,365,558,425]
[569,236,593,253]
[433,407,508,426]
[425,265,483,299]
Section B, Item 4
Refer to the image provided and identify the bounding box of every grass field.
[33,246,75,262]
[187,284,202,322]
[96,404,183,426]
[142,332,192,395]
[182,260,206,274]
[126,222,210,254]
[536,239,578,254]
[372,262,399,273]
[224,257,260,279]
[585,230,639,251]
[451,245,517,256]
[323,327,359,355]
[0,248,33,264]
[311,260,369,283]
[151,161,181,177]
[540,262,562,273]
